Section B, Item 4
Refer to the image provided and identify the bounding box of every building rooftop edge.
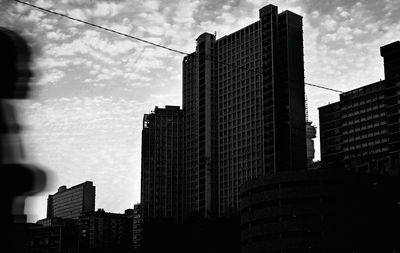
[50,181,94,196]
[192,4,303,46]
[318,78,388,110]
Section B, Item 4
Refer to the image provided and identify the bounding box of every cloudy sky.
[1,0,399,222]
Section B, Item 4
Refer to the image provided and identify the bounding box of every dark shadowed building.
[319,41,400,175]
[26,218,79,253]
[240,170,400,253]
[78,209,133,253]
[26,209,133,253]
[132,203,143,251]
[141,106,184,223]
[140,4,307,253]
[182,3,307,218]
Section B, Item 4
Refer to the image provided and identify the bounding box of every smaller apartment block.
[47,181,95,220]
[319,41,400,175]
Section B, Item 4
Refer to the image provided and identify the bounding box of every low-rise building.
[78,209,133,253]
[240,169,400,252]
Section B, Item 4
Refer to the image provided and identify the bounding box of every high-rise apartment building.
[319,41,400,175]
[141,106,184,222]
[183,4,306,216]
[141,4,307,221]
[47,181,95,220]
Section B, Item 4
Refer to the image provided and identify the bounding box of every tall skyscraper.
[182,4,306,216]
[141,4,307,222]
[47,181,95,220]
[141,106,184,222]
[319,41,400,175]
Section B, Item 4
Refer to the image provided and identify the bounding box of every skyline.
[1,0,399,222]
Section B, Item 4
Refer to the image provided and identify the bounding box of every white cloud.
[173,0,200,26]
[38,69,66,85]
[46,31,70,40]
[91,2,124,17]
[68,8,87,21]
[321,17,337,32]
[143,0,160,11]
[23,9,46,23]
[35,0,54,8]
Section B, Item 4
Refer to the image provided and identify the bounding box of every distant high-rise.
[306,121,317,167]
[183,4,306,216]
[47,181,95,220]
[319,41,400,175]
[141,106,184,222]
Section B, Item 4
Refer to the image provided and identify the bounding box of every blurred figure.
[0,27,46,252]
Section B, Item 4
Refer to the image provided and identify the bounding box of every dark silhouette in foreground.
[0,27,46,252]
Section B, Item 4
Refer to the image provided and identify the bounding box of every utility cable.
[13,0,343,93]
[13,0,189,55]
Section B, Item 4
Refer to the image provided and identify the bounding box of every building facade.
[132,203,143,250]
[26,221,79,253]
[78,209,133,253]
[319,41,400,175]
[182,4,307,217]
[47,181,95,220]
[141,4,307,224]
[141,106,184,222]
[240,170,400,253]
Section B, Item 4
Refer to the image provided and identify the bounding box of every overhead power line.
[13,0,189,55]
[304,82,343,93]
[13,0,343,93]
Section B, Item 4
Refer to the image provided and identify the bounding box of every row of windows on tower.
[219,128,262,141]
[219,153,263,165]
[220,112,262,124]
[220,66,261,76]
[218,46,261,61]
[217,23,260,46]
[341,106,386,120]
[341,94,386,106]
[219,101,261,114]
[341,84,384,98]
[323,134,388,148]
[343,130,388,141]
[219,79,261,93]
[342,120,387,133]
[218,32,262,48]
[220,78,261,90]
[343,145,389,159]
[218,47,261,61]
[322,125,388,142]
[342,109,386,123]
[343,140,389,151]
